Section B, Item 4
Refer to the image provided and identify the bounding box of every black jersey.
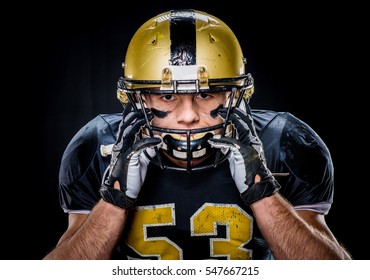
[59,110,333,259]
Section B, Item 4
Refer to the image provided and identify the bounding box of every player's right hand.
[100,104,162,209]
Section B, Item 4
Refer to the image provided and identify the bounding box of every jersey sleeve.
[58,114,121,213]
[253,110,334,215]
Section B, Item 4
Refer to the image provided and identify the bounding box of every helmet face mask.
[117,9,254,172]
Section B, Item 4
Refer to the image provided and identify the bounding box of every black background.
[7,1,366,260]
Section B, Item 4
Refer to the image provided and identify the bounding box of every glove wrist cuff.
[240,178,281,206]
[100,185,135,209]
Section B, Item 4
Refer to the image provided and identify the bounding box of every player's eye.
[197,93,210,100]
[161,95,175,101]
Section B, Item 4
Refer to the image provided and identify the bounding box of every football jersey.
[59,110,333,259]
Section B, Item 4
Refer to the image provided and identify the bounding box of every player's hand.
[100,104,162,209]
[208,104,280,206]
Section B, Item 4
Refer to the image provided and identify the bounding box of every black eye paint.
[210,104,224,118]
[151,108,170,118]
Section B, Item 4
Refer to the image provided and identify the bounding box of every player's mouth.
[162,132,213,141]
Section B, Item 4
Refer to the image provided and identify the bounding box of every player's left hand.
[208,104,280,206]
[100,104,162,209]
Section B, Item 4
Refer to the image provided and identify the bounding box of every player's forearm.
[250,193,350,260]
[44,200,127,260]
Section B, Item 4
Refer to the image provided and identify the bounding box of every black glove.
[100,104,162,209]
[208,104,280,206]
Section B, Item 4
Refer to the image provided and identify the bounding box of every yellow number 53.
[127,203,253,260]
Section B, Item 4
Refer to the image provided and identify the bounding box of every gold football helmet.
[117,9,254,171]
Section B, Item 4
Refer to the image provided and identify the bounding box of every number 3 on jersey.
[126,203,253,259]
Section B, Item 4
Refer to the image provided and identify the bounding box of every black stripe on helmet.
[169,9,196,66]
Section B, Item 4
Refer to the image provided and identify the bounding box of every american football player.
[44,9,350,260]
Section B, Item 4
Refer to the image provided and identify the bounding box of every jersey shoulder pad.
[280,112,333,185]
[252,109,333,184]
[59,113,121,185]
